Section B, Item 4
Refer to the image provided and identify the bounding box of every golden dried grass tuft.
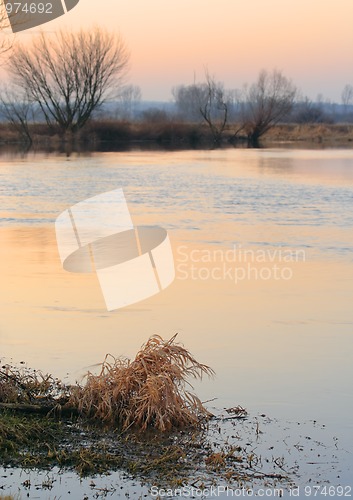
[69,334,214,431]
[0,364,68,404]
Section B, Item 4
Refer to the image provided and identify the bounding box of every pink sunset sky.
[4,0,353,102]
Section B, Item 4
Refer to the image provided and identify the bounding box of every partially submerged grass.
[0,364,69,405]
[1,335,213,432]
[0,412,65,466]
[0,408,294,488]
[69,334,214,431]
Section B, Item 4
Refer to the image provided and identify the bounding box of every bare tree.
[173,72,230,144]
[115,84,142,120]
[198,71,229,144]
[242,69,297,145]
[341,84,353,114]
[0,87,35,143]
[0,6,31,140]
[0,0,16,55]
[7,27,129,134]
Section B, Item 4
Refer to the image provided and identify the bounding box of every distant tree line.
[0,25,353,147]
[173,71,353,145]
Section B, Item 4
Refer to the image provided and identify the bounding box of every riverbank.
[1,403,349,499]
[0,350,294,495]
[1,121,353,150]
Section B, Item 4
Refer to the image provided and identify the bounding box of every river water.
[1,147,353,496]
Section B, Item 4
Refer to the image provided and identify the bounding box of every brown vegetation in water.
[1,335,213,432]
[69,334,214,431]
[0,364,67,405]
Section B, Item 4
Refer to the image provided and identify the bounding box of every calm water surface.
[1,148,353,492]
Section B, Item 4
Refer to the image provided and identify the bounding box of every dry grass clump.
[0,364,68,405]
[69,335,214,431]
[0,371,19,404]
[265,123,353,143]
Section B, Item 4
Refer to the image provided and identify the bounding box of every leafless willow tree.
[173,72,230,144]
[0,87,35,143]
[242,69,297,145]
[7,27,129,134]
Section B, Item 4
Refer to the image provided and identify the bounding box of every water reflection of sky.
[1,149,353,262]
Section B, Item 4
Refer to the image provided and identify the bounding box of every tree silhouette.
[8,27,129,134]
[242,69,297,146]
